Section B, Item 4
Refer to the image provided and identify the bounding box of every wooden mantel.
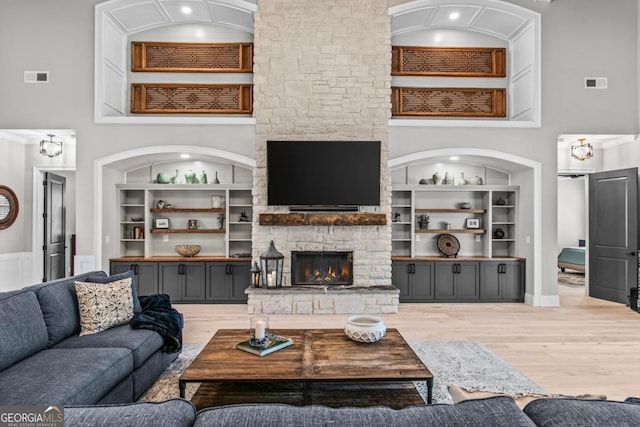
[259,213,387,226]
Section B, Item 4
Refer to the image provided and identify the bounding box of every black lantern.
[250,261,262,288]
[260,240,284,287]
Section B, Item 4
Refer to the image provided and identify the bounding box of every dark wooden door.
[391,261,411,300]
[589,168,638,304]
[43,173,66,281]
[206,263,230,301]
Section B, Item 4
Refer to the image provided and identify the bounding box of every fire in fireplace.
[291,251,353,286]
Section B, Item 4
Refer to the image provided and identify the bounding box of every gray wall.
[1,0,639,299]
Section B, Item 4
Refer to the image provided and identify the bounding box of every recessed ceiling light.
[450,156,459,161]
[181,154,191,159]
[449,12,460,20]
[181,6,192,15]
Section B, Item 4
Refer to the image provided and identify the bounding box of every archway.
[93,145,255,271]
[390,147,548,306]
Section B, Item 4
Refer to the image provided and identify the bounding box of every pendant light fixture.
[570,137,593,161]
[40,134,63,158]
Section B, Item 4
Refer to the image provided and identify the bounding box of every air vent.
[585,77,607,89]
[24,71,49,83]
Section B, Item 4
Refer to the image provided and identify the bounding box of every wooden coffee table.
[179,328,433,409]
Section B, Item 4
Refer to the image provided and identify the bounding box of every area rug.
[408,340,546,404]
[558,271,585,287]
[139,340,545,405]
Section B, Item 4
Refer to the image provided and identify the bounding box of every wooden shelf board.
[121,239,145,242]
[415,208,486,214]
[150,228,226,234]
[150,208,225,213]
[415,229,486,234]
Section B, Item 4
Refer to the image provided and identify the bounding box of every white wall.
[0,138,26,254]
[557,177,586,250]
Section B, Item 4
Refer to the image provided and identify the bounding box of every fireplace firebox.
[291,251,353,286]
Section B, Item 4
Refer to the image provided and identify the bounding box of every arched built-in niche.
[93,145,255,270]
[94,0,256,124]
[389,0,541,127]
[390,148,551,306]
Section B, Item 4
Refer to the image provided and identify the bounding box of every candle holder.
[250,316,269,346]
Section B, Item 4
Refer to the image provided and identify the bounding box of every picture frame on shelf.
[465,218,480,229]
[154,218,170,229]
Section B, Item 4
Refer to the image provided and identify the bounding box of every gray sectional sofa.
[0,271,179,405]
[63,395,640,427]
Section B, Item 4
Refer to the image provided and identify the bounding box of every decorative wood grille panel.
[391,87,506,117]
[131,84,253,114]
[392,47,506,77]
[131,42,253,73]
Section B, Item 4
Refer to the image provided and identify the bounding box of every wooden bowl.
[175,245,201,257]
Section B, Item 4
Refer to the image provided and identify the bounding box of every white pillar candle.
[255,319,266,340]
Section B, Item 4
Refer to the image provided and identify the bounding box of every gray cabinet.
[480,260,525,302]
[434,261,480,301]
[159,262,206,302]
[110,261,158,296]
[205,261,250,303]
[392,261,434,302]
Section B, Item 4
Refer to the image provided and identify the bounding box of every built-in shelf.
[150,208,224,213]
[150,228,225,234]
[416,228,486,234]
[416,208,486,214]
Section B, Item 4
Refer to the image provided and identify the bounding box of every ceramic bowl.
[175,245,201,257]
[344,315,386,343]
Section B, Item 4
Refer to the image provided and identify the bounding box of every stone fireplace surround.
[248,0,395,315]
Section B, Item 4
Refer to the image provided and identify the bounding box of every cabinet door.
[229,262,250,302]
[434,263,457,300]
[206,263,229,301]
[501,261,525,301]
[158,262,182,302]
[110,261,158,296]
[392,261,412,301]
[480,262,502,300]
[182,263,206,301]
[110,261,131,276]
[412,262,435,300]
[135,262,158,296]
[457,262,480,300]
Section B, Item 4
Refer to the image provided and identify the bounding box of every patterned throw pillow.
[75,279,134,336]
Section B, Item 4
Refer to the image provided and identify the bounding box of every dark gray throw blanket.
[131,294,183,353]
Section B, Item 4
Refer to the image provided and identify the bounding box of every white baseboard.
[0,252,34,291]
[525,292,560,307]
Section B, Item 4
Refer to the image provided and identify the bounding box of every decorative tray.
[437,233,460,257]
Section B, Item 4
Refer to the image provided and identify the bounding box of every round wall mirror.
[0,185,19,230]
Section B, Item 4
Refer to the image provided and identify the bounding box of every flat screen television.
[267,140,381,210]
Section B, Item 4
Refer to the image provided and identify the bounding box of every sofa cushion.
[194,397,536,427]
[75,280,134,336]
[523,397,640,427]
[64,399,196,427]
[54,324,163,368]
[0,347,133,405]
[0,290,49,371]
[86,270,142,314]
[26,271,108,346]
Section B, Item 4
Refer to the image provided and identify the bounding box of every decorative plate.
[437,234,460,257]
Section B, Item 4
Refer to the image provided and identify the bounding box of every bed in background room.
[558,246,586,273]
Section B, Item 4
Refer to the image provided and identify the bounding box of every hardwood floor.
[175,283,640,402]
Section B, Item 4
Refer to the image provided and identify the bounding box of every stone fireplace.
[247,0,397,315]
